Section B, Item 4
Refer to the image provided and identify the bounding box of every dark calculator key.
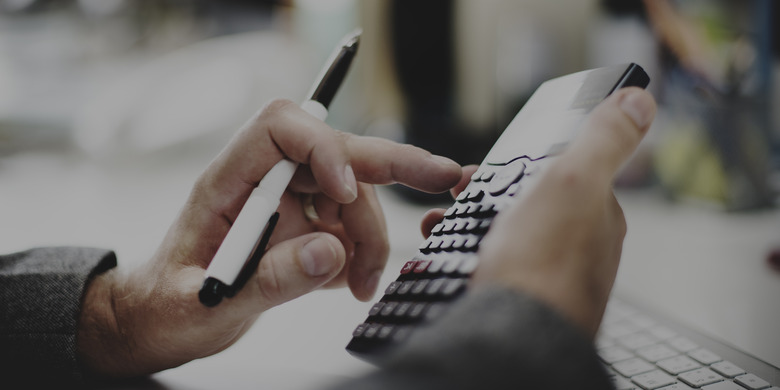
[385,281,402,295]
[425,279,446,295]
[396,281,415,295]
[393,326,413,343]
[425,303,448,321]
[368,302,385,316]
[377,325,395,340]
[364,323,382,339]
[394,302,412,317]
[442,278,466,297]
[380,302,398,317]
[353,323,369,337]
[410,279,430,295]
[408,303,427,319]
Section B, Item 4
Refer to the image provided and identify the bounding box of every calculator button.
[430,223,445,235]
[394,302,412,317]
[413,260,431,273]
[410,279,430,295]
[677,368,723,388]
[447,236,466,251]
[400,261,418,274]
[408,303,427,319]
[455,190,470,203]
[368,302,385,316]
[610,374,640,390]
[631,370,676,389]
[489,159,526,196]
[393,326,413,343]
[424,303,447,321]
[380,302,398,316]
[441,278,466,297]
[425,279,446,295]
[426,259,445,273]
[377,325,395,340]
[364,323,382,338]
[384,281,402,295]
[734,373,771,390]
[457,257,479,274]
[352,323,369,337]
[396,281,415,295]
[480,170,496,182]
[467,189,485,202]
[709,361,745,378]
[441,259,462,274]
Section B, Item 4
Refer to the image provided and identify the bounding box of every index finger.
[558,87,656,184]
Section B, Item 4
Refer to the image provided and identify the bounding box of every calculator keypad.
[346,157,543,357]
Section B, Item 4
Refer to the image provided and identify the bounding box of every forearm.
[335,287,612,390]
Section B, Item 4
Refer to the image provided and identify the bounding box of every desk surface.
[1,143,778,389]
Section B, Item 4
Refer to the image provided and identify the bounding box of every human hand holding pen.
[75,97,462,378]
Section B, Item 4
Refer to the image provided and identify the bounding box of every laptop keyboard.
[599,299,779,390]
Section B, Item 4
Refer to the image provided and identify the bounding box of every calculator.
[346,63,651,362]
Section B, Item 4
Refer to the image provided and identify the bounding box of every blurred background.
[1,1,779,387]
[0,0,777,208]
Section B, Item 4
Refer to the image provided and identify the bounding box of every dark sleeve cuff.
[0,247,117,385]
[337,286,612,390]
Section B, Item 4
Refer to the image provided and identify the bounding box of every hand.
[77,99,462,377]
[421,88,656,338]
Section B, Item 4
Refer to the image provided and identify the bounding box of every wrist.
[76,267,139,378]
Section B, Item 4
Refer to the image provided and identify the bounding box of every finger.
[450,165,479,199]
[198,99,358,220]
[343,135,462,194]
[558,88,656,185]
[310,193,342,226]
[340,183,389,301]
[231,232,346,314]
[420,208,447,238]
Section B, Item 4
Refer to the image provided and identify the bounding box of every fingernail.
[620,91,654,129]
[300,238,338,277]
[343,164,358,201]
[364,270,382,296]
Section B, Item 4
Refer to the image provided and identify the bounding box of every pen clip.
[224,211,280,298]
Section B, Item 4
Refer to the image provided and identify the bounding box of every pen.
[199,29,362,307]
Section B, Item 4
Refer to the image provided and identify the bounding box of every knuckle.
[258,98,297,120]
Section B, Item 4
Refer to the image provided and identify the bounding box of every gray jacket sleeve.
[0,247,117,385]
[334,287,613,390]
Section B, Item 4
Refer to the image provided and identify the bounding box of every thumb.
[232,232,346,313]
[560,87,656,184]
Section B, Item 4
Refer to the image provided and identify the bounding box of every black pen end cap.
[199,277,227,307]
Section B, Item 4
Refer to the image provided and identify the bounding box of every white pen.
[199,29,362,307]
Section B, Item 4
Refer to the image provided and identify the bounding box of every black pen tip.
[199,277,226,307]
